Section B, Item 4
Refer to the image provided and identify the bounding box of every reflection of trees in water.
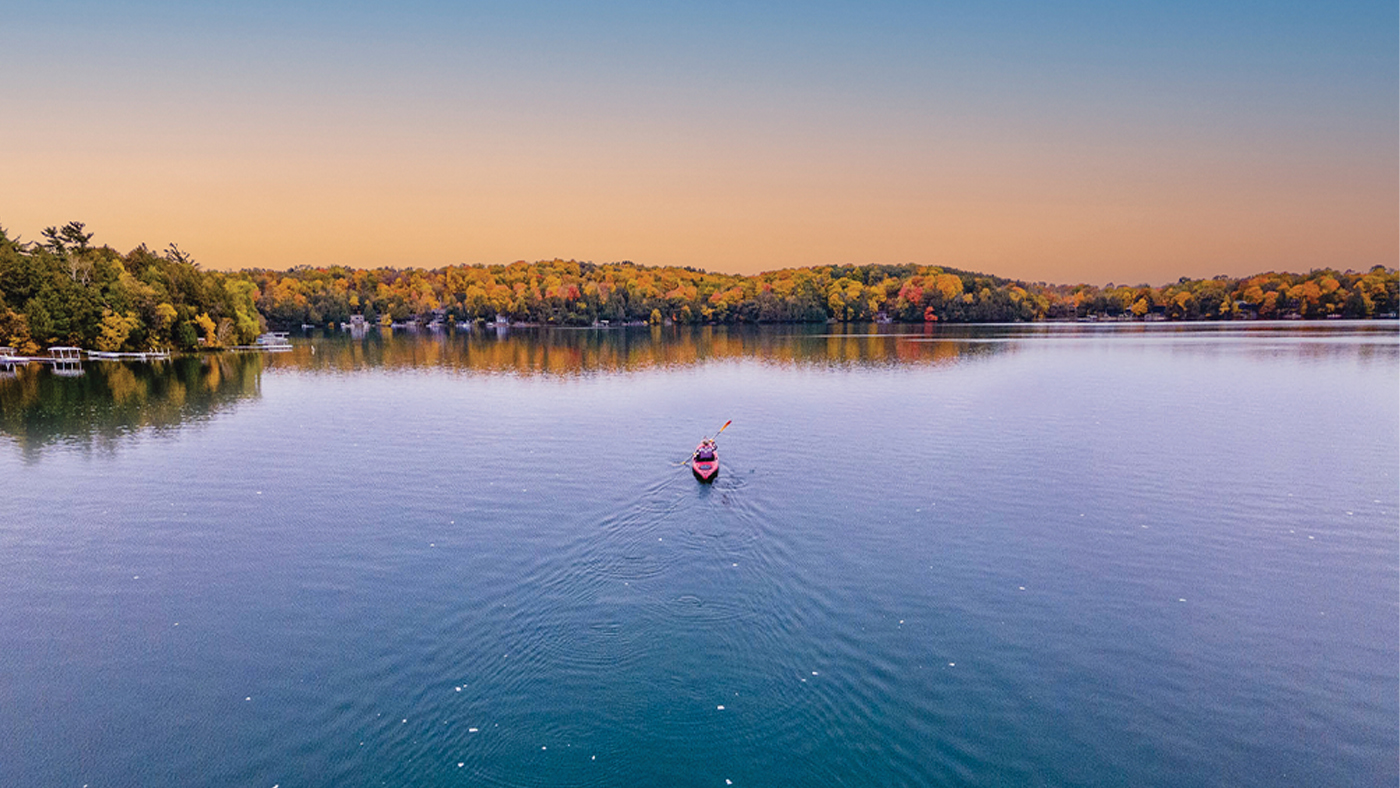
[265,325,1013,376]
[262,322,1394,378]
[3,324,1387,457]
[0,353,262,459]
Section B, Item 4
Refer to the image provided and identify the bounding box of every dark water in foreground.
[1,322,1396,787]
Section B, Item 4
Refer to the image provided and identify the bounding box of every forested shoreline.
[246,258,1398,329]
[2,222,1396,352]
[0,223,263,354]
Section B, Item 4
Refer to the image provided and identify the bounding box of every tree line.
[238,259,1399,328]
[2,221,1395,351]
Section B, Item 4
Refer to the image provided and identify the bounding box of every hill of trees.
[2,221,1395,352]
[0,222,263,354]
[240,259,1398,328]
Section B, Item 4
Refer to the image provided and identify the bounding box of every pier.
[85,350,172,361]
[0,346,85,376]
[0,346,175,375]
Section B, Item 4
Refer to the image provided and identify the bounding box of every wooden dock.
[0,346,169,374]
[0,346,86,376]
[85,350,171,361]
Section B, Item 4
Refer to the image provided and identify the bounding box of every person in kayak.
[683,421,728,482]
[692,437,719,481]
[694,439,716,462]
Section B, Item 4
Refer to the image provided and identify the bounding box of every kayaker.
[692,437,719,481]
[694,439,716,462]
[682,421,728,482]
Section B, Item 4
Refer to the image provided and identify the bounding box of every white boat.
[255,333,293,350]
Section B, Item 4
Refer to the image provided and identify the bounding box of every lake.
[1,322,1396,787]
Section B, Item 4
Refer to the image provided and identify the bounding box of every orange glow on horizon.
[4,109,1394,286]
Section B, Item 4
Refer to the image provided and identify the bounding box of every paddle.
[675,420,732,466]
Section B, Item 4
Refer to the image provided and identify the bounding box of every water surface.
[1,322,1396,786]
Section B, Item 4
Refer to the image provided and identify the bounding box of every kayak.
[691,440,719,482]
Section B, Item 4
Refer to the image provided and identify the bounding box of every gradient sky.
[3,0,1395,283]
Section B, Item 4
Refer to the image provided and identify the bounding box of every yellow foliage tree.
[934,273,964,301]
[0,309,39,355]
[154,302,178,331]
[193,312,219,347]
[96,310,141,352]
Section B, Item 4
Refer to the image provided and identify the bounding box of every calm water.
[1,323,1396,787]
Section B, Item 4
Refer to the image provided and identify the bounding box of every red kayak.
[691,439,719,482]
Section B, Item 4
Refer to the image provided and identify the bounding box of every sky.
[3,0,1395,283]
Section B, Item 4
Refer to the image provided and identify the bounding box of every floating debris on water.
[717,705,725,710]
[469,728,478,733]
